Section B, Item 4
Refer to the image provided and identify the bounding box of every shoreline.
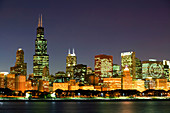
[1,98,170,102]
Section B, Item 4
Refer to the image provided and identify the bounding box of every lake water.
[0,101,170,113]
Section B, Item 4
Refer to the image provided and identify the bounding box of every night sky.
[0,0,170,75]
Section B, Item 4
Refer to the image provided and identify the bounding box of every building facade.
[142,59,164,79]
[135,58,142,79]
[15,75,26,92]
[121,51,136,79]
[121,66,133,90]
[7,74,15,90]
[66,49,77,79]
[73,64,87,84]
[95,54,113,80]
[33,15,49,78]
[10,48,27,75]
[163,60,170,81]
[113,64,120,77]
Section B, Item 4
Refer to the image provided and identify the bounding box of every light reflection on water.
[0,101,170,113]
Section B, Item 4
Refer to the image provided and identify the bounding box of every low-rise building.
[53,83,68,91]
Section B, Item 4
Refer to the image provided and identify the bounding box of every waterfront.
[0,101,170,113]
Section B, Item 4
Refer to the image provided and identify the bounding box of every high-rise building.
[113,64,120,77]
[121,66,132,90]
[135,58,142,79]
[163,60,170,81]
[142,59,164,79]
[95,54,113,80]
[87,67,93,75]
[66,49,77,79]
[15,75,26,93]
[7,74,15,90]
[33,15,49,78]
[10,48,27,75]
[121,51,136,79]
[74,64,87,84]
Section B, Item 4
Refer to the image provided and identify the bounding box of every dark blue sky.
[0,0,170,75]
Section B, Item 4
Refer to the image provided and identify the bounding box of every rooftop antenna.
[73,48,75,54]
[38,16,40,27]
[68,49,70,54]
[41,14,43,27]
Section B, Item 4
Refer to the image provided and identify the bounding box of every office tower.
[121,51,136,79]
[74,64,87,84]
[135,58,142,79]
[121,66,132,90]
[95,54,113,80]
[66,49,77,78]
[42,66,49,81]
[87,67,93,75]
[7,74,15,90]
[113,64,120,77]
[15,75,26,92]
[33,15,49,78]
[142,59,164,79]
[10,48,27,75]
[163,60,170,81]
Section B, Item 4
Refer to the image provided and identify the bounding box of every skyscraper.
[10,48,27,75]
[33,15,49,78]
[142,59,164,79]
[74,64,87,84]
[135,58,142,79]
[95,54,113,80]
[113,64,120,77]
[121,51,136,79]
[121,66,132,90]
[66,49,77,79]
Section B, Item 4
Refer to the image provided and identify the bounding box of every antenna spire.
[68,49,70,54]
[73,48,75,54]
[41,14,42,27]
[38,16,40,27]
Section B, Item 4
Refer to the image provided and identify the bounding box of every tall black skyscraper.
[33,15,49,78]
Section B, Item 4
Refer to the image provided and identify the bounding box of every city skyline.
[0,0,170,75]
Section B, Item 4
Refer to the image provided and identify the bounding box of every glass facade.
[135,58,142,79]
[66,49,77,79]
[95,54,113,80]
[113,64,120,77]
[121,51,136,79]
[142,60,164,79]
[73,64,87,84]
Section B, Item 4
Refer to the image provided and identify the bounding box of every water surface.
[0,101,169,113]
